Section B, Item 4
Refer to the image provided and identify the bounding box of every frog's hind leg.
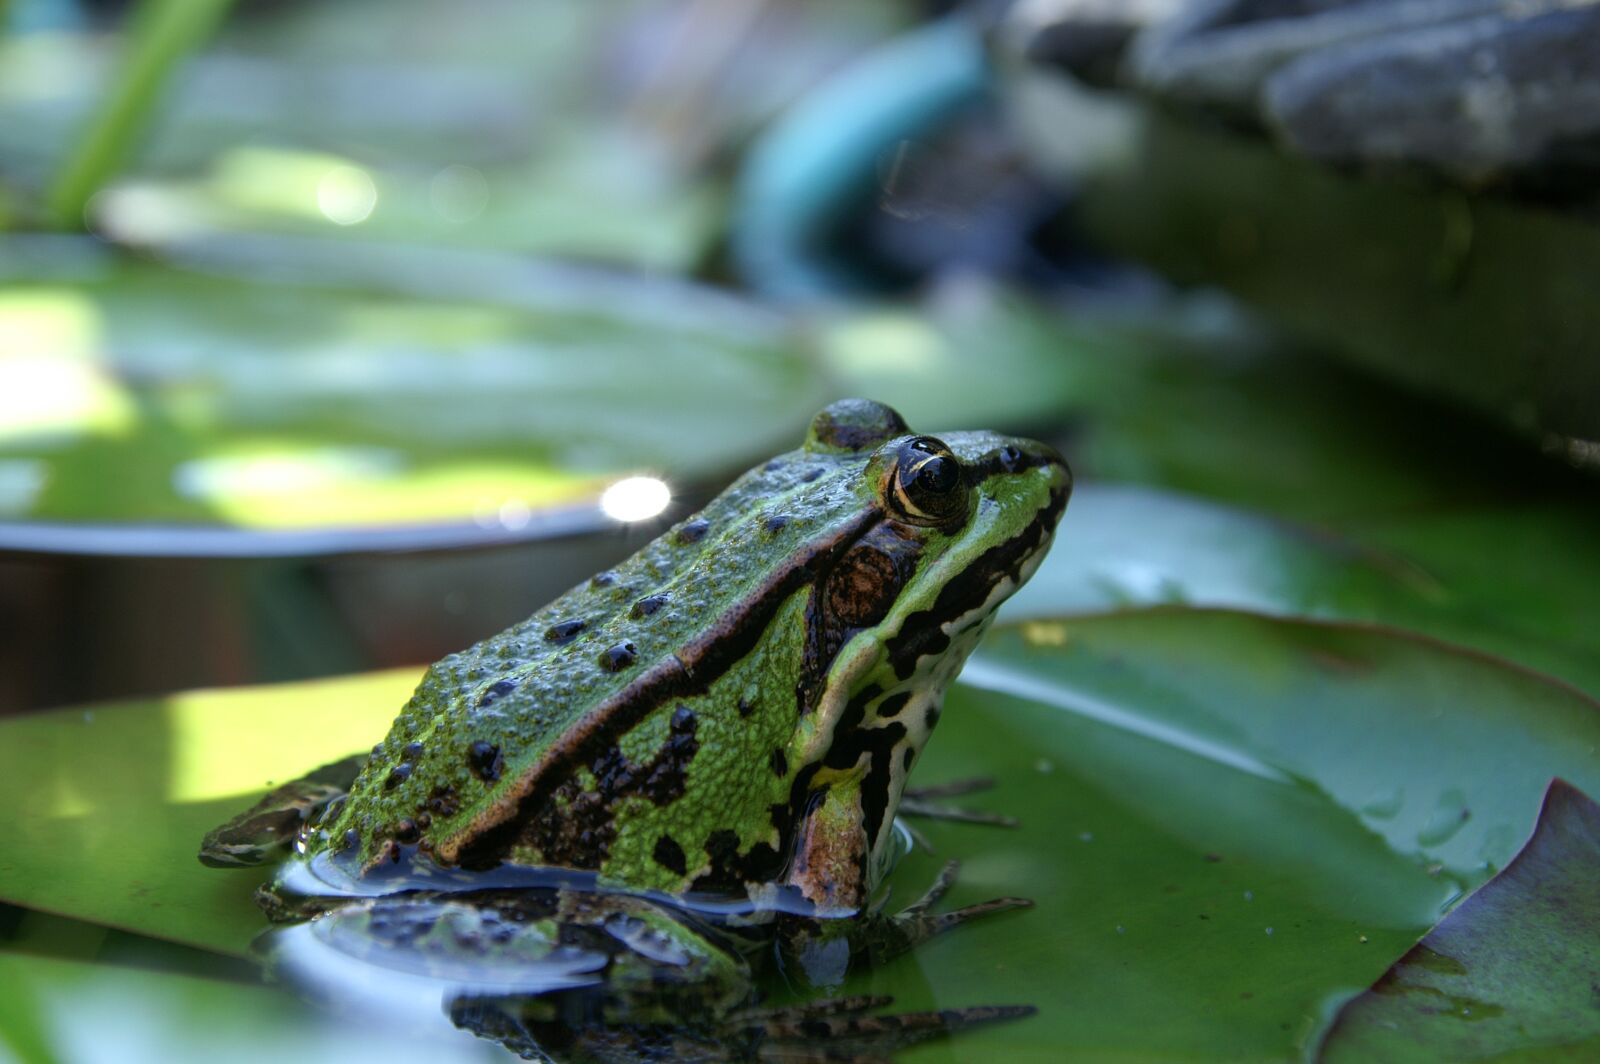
[197,752,366,868]
[897,777,1018,828]
[730,994,1035,1062]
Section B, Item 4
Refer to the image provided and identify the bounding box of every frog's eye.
[887,437,970,527]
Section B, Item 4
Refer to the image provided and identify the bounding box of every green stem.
[46,0,235,231]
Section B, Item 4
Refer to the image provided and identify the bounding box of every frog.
[200,398,1071,1062]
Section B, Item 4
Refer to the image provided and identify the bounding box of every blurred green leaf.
[3,609,1598,1059]
[1004,485,1600,697]
[1320,780,1600,1062]
[0,251,825,527]
[821,283,1576,525]
[47,0,235,229]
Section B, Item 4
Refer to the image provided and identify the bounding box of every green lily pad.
[0,670,416,955]
[2,608,1598,1060]
[0,250,824,528]
[1319,780,1600,1062]
[1004,484,1600,698]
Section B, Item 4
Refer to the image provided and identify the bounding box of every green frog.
[201,399,1071,1062]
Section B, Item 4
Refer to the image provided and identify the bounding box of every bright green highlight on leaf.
[0,670,416,955]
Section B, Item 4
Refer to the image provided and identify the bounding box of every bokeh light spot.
[600,476,671,522]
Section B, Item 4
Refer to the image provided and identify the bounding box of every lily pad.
[1319,779,1600,1062]
[0,670,417,955]
[1004,484,1600,698]
[0,248,824,528]
[2,609,1598,1060]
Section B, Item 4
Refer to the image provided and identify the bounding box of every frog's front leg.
[780,859,1032,988]
[198,753,367,868]
[782,782,1031,988]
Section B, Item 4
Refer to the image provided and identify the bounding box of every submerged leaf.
[1320,780,1600,1062]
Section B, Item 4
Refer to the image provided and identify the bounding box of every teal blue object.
[733,16,990,300]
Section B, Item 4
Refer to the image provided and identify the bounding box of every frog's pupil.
[914,456,958,494]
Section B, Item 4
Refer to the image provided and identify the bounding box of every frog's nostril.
[998,445,1023,473]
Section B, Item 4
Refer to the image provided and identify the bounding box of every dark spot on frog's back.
[770,748,788,777]
[476,679,517,708]
[427,784,460,817]
[590,572,617,589]
[630,594,668,619]
[737,696,754,718]
[765,514,789,534]
[676,519,710,545]
[652,835,687,876]
[402,741,425,761]
[601,642,638,671]
[468,741,503,783]
[384,763,412,790]
[544,619,586,644]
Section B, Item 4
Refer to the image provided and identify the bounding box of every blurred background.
[2,0,1593,716]
[1,0,1599,1059]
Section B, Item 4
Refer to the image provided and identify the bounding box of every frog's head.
[791,399,1070,900]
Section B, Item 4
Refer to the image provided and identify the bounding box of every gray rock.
[1126,0,1507,115]
[1265,4,1600,183]
[1004,0,1191,85]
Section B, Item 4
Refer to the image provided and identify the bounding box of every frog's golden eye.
[887,436,970,528]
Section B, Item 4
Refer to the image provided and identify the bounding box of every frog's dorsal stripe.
[444,504,885,869]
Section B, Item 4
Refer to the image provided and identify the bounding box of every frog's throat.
[440,505,885,870]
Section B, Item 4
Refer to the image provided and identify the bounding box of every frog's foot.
[861,860,1032,966]
[897,777,1017,828]
[198,753,366,868]
[729,994,1036,1062]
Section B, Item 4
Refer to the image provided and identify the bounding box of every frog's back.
[324,443,876,877]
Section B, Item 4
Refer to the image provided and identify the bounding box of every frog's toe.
[853,861,1033,965]
[898,778,1018,828]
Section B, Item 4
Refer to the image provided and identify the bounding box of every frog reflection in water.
[201,400,1071,1062]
